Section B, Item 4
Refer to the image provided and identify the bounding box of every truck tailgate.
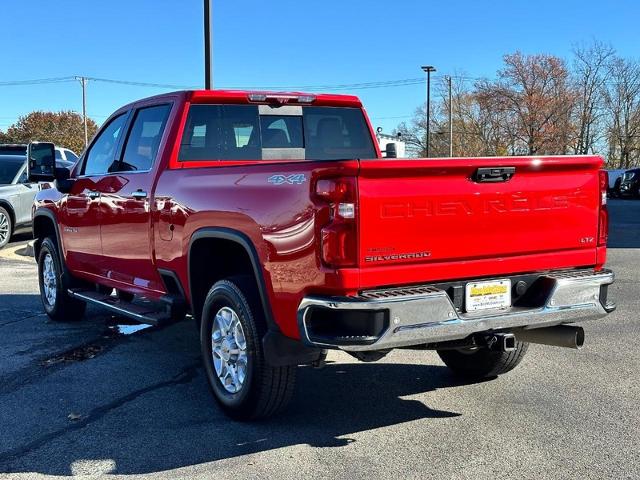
[357,156,603,283]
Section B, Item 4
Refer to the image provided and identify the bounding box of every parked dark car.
[618,168,640,198]
[0,144,28,156]
[607,169,626,198]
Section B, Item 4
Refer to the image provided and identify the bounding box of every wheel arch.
[0,200,16,235]
[187,227,277,331]
[32,209,63,264]
[188,227,322,367]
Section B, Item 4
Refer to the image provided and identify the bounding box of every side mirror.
[27,142,56,182]
[384,143,397,158]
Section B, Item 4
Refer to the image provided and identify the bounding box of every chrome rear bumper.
[297,269,615,352]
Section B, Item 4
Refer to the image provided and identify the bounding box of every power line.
[86,76,197,90]
[370,115,414,120]
[1,72,635,92]
[253,78,425,91]
[0,76,76,86]
[0,75,197,90]
[0,75,446,91]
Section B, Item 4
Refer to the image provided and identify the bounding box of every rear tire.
[437,340,529,380]
[200,276,296,420]
[38,237,86,322]
[0,206,12,249]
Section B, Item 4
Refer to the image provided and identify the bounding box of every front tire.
[437,341,529,380]
[38,237,86,322]
[0,206,12,249]
[200,276,296,420]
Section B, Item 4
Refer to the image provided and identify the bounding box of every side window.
[303,107,376,161]
[65,150,79,163]
[55,150,63,160]
[179,105,261,161]
[119,104,171,172]
[17,169,28,184]
[83,113,127,176]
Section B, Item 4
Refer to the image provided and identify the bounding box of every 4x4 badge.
[268,174,307,185]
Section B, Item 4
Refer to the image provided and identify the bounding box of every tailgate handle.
[473,167,515,183]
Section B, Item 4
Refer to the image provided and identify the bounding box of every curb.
[0,241,35,262]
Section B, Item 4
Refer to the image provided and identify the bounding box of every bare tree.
[603,57,640,168]
[439,78,510,156]
[394,48,640,165]
[477,52,576,155]
[394,104,428,157]
[571,41,615,155]
[396,77,511,158]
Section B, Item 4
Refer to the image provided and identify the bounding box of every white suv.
[0,144,80,169]
[54,147,80,166]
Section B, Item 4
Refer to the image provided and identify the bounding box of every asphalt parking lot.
[0,200,638,479]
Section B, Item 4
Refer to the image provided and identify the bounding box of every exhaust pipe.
[514,325,584,349]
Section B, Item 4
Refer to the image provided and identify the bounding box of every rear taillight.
[315,177,358,267]
[598,170,609,246]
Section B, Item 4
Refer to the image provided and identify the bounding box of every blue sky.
[1,0,639,137]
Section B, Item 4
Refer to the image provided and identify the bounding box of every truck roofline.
[188,89,363,107]
[112,89,363,110]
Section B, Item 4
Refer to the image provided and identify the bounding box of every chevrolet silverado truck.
[28,90,615,420]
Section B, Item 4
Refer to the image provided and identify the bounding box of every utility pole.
[204,0,213,89]
[421,66,436,157]
[75,76,88,149]
[447,75,453,157]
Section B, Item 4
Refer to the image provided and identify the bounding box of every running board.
[68,289,172,326]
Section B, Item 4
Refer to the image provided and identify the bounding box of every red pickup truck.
[28,90,615,420]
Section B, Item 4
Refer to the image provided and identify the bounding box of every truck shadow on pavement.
[0,311,477,476]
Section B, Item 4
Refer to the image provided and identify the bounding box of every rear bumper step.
[297,269,615,352]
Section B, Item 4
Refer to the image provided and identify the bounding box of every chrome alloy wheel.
[42,253,57,307]
[0,211,9,245]
[211,306,248,394]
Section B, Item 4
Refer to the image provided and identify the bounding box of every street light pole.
[204,0,213,89]
[421,65,436,157]
[447,75,453,157]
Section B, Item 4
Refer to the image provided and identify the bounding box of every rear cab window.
[178,104,376,162]
[303,106,377,161]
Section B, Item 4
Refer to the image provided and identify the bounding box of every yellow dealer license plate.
[465,279,511,312]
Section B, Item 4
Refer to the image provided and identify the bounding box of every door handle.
[131,190,148,200]
[473,167,516,183]
[86,190,101,199]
